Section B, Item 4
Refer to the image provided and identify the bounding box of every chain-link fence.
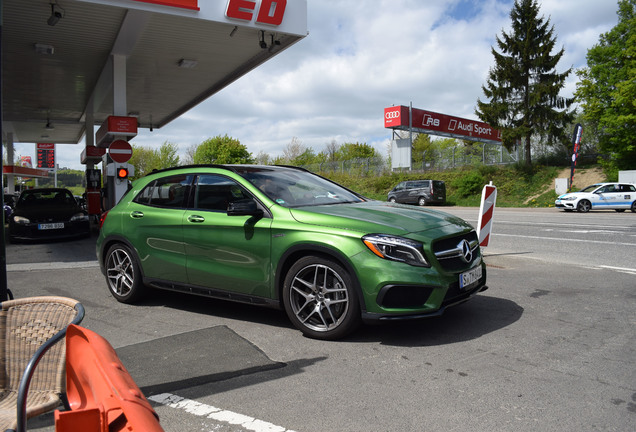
[301,143,525,176]
[412,142,523,171]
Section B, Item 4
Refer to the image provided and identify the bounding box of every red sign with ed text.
[226,0,287,26]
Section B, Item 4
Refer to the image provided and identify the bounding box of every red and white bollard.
[477,182,497,247]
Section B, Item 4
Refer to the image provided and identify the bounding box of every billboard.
[384,105,501,144]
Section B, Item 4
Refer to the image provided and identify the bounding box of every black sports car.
[8,188,90,242]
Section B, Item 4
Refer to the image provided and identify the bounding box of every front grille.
[432,231,480,272]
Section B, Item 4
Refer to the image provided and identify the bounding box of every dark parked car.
[388,180,446,206]
[97,165,486,340]
[8,188,90,242]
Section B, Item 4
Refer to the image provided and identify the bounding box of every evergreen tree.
[476,0,575,165]
[575,0,636,173]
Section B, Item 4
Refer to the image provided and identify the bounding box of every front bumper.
[9,221,90,242]
[361,282,488,322]
[555,200,575,209]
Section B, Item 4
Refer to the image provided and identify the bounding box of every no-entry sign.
[108,140,133,163]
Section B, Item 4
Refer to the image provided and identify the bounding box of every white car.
[555,182,636,213]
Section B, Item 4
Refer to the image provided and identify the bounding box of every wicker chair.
[0,296,85,432]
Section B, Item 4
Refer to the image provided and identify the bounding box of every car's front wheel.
[283,256,361,340]
[577,200,591,213]
[389,197,396,203]
[104,243,146,303]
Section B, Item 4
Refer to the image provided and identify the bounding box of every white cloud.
[13,0,619,171]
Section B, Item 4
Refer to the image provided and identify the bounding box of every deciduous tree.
[193,135,254,164]
[575,0,636,172]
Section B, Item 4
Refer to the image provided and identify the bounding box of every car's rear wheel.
[631,202,636,213]
[577,200,591,213]
[418,197,427,206]
[283,256,360,340]
[105,243,146,303]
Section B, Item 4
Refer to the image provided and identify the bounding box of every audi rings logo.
[459,239,473,263]
[385,111,401,120]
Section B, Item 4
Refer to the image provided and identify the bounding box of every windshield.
[579,184,601,193]
[17,189,75,207]
[235,167,365,208]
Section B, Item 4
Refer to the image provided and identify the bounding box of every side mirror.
[227,199,263,217]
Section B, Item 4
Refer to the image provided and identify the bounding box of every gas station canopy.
[2,0,307,146]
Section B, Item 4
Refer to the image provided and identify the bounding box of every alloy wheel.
[106,247,136,299]
[288,263,350,333]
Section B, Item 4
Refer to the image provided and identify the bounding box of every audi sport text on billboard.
[384,105,501,143]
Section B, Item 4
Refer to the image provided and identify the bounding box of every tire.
[577,200,591,213]
[283,256,361,340]
[418,197,427,206]
[104,243,146,303]
[632,201,636,213]
[389,197,396,203]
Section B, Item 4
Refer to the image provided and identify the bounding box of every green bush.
[452,172,485,197]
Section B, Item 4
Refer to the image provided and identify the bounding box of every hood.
[557,192,586,199]
[14,204,83,221]
[289,201,472,236]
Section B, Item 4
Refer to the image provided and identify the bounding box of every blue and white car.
[555,182,636,213]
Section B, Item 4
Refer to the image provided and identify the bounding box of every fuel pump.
[85,169,102,217]
[102,154,134,211]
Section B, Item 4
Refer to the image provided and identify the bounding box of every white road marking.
[598,265,636,275]
[6,261,99,272]
[149,393,296,432]
[492,233,636,247]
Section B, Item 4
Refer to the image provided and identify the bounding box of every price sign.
[36,143,56,170]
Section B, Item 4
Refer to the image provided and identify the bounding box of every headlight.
[70,213,89,222]
[12,215,30,225]
[362,234,430,267]
[559,196,576,201]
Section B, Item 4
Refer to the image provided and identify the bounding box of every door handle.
[130,211,144,219]
[187,215,205,223]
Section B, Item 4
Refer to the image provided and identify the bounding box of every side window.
[194,174,250,212]
[134,174,192,208]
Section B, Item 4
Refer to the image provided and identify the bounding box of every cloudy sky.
[15,0,620,170]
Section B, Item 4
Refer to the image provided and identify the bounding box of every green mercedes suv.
[96,165,487,340]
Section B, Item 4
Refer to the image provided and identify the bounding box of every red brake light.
[99,211,109,229]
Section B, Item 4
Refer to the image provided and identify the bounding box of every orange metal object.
[54,325,165,432]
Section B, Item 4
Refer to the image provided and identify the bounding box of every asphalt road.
[4,206,635,432]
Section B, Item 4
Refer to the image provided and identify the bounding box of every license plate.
[459,265,482,289]
[38,223,64,230]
